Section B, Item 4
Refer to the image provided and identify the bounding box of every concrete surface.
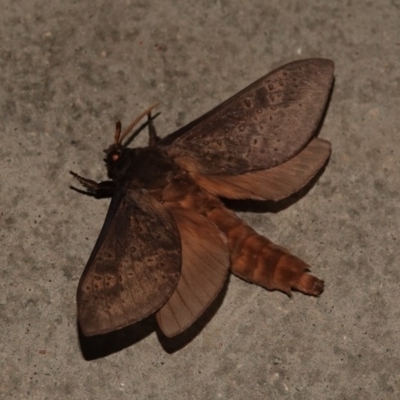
[1,0,399,398]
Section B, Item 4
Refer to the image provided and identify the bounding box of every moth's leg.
[70,171,115,197]
[207,207,324,296]
[147,112,160,147]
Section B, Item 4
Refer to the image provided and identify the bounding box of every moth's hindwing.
[156,209,230,337]
[193,137,331,201]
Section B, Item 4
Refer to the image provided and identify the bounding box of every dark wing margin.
[160,58,334,175]
[193,138,331,201]
[155,209,230,337]
[77,189,181,336]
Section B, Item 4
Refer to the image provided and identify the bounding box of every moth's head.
[103,104,160,170]
[103,142,126,165]
[102,121,131,180]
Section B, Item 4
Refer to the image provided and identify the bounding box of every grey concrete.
[1,0,399,398]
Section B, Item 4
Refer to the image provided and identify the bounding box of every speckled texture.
[1,0,399,398]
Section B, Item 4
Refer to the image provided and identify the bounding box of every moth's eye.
[108,149,123,162]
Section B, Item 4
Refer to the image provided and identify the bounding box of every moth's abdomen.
[207,207,323,296]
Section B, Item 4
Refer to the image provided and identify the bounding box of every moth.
[71,58,334,338]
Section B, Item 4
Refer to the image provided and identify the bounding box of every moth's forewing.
[193,138,331,201]
[155,209,230,337]
[161,58,334,176]
[77,189,181,336]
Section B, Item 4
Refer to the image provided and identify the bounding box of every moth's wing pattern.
[161,58,334,176]
[193,138,331,201]
[155,209,230,337]
[77,189,181,336]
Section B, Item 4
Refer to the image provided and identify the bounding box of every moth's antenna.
[117,103,160,145]
[114,121,122,144]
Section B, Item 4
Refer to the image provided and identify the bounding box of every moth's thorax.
[106,146,176,189]
[146,169,223,216]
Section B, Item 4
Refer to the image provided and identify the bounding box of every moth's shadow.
[78,317,157,360]
[78,277,230,359]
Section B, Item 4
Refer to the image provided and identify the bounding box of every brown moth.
[71,58,334,338]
